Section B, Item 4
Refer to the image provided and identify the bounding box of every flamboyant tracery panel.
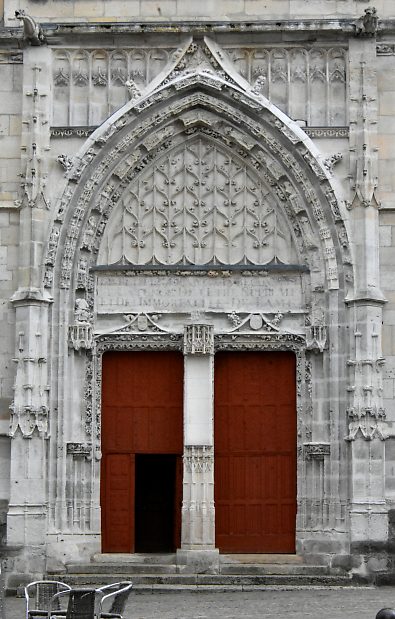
[98,138,297,266]
[224,46,347,126]
[51,45,347,128]
[52,48,175,126]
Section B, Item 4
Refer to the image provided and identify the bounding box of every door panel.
[101,453,135,553]
[101,352,183,553]
[214,352,297,553]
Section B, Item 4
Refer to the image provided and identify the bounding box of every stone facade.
[1,0,395,587]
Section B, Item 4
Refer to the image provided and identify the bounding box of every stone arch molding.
[45,36,352,303]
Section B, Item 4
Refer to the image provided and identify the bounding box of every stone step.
[64,562,338,576]
[47,572,353,589]
[219,564,337,575]
[66,563,178,575]
[220,554,303,565]
[92,553,177,565]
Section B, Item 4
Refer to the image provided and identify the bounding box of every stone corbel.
[68,324,93,351]
[306,325,328,353]
[184,324,214,355]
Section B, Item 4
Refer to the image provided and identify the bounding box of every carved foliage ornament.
[99,137,297,267]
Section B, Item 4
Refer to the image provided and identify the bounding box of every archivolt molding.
[44,37,352,310]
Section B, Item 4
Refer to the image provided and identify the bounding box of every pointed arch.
[43,43,353,305]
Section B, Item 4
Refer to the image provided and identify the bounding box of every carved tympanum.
[99,137,296,266]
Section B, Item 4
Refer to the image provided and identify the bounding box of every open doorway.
[135,454,178,553]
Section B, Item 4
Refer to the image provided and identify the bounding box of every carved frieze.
[305,127,349,139]
[224,46,347,126]
[52,48,176,126]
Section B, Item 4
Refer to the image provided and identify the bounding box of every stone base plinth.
[176,548,220,574]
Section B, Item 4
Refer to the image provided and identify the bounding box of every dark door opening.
[135,454,177,553]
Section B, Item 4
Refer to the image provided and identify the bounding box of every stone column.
[7,291,51,580]
[177,324,219,572]
[347,30,389,572]
[6,43,52,582]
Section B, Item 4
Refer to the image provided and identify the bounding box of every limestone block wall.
[2,0,395,25]
[378,44,395,513]
[0,55,22,541]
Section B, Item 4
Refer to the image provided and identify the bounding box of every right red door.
[214,352,297,553]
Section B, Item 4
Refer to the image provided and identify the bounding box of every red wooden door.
[215,352,297,553]
[101,352,183,553]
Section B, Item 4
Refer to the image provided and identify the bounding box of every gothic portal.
[1,1,394,587]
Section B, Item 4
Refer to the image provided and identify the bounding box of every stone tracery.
[99,136,297,267]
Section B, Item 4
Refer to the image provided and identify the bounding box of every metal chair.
[25,581,71,619]
[97,582,133,619]
[49,588,97,619]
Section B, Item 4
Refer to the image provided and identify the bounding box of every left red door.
[101,351,184,553]
[102,453,135,552]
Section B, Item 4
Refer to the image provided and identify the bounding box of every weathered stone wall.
[2,0,395,24]
[378,44,395,511]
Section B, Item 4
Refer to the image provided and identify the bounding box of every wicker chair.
[48,588,97,619]
[25,581,71,619]
[97,582,133,619]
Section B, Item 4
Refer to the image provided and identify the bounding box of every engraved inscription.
[96,274,303,314]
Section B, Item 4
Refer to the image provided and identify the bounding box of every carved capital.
[184,324,214,355]
[67,442,92,460]
[184,445,213,473]
[304,443,330,460]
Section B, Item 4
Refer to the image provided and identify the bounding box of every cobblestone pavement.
[5,587,395,619]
